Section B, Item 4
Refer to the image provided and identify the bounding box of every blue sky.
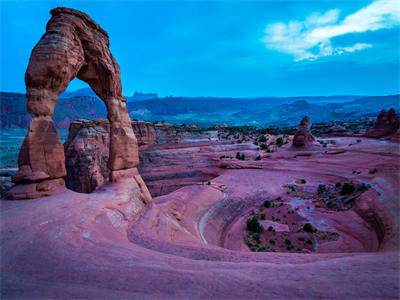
[1,0,399,97]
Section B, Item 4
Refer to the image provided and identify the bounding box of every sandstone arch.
[5,7,139,199]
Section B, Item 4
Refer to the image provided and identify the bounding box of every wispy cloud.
[262,0,400,61]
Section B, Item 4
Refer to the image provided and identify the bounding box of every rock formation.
[64,119,111,193]
[364,108,400,139]
[291,116,316,149]
[324,124,349,136]
[64,119,222,194]
[131,121,156,148]
[4,7,141,199]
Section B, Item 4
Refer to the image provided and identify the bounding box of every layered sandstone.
[364,108,400,139]
[5,7,142,199]
[291,116,316,149]
[64,119,227,195]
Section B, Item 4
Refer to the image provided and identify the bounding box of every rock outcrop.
[324,124,349,136]
[4,8,142,199]
[364,108,400,139]
[64,119,223,195]
[291,116,316,149]
[64,119,111,193]
[132,121,156,148]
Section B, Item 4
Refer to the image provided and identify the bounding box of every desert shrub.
[260,214,266,220]
[295,179,306,184]
[264,200,271,208]
[276,137,284,147]
[269,239,275,245]
[236,152,245,160]
[340,182,356,195]
[357,183,369,192]
[255,155,261,161]
[285,239,291,245]
[260,143,268,150]
[246,216,264,233]
[259,135,267,142]
[335,182,341,188]
[253,141,259,145]
[303,223,314,232]
[306,239,313,245]
[268,226,273,231]
[253,232,260,241]
[317,184,326,194]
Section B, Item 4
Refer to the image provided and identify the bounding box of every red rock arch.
[6,7,138,199]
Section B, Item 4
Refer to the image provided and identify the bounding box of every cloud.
[262,0,400,61]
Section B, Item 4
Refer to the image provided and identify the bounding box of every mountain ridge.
[1,91,399,129]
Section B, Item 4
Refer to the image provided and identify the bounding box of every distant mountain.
[128,95,400,127]
[0,92,106,129]
[127,92,158,102]
[59,88,98,99]
[60,88,158,102]
[1,91,399,129]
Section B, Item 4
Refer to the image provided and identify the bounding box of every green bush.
[246,216,264,233]
[259,135,267,142]
[295,179,306,184]
[317,184,326,195]
[340,182,356,195]
[263,200,271,208]
[276,137,284,147]
[254,155,261,161]
[303,223,314,232]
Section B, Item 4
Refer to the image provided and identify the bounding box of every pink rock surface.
[1,136,399,298]
[364,108,400,139]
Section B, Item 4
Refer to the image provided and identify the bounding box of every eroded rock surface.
[364,108,400,139]
[292,116,316,149]
[64,119,233,195]
[6,7,141,199]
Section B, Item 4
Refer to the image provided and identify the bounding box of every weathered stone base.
[110,168,152,204]
[3,178,66,200]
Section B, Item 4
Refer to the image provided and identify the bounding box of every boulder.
[364,108,400,139]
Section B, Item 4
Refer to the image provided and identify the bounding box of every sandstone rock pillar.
[291,116,316,149]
